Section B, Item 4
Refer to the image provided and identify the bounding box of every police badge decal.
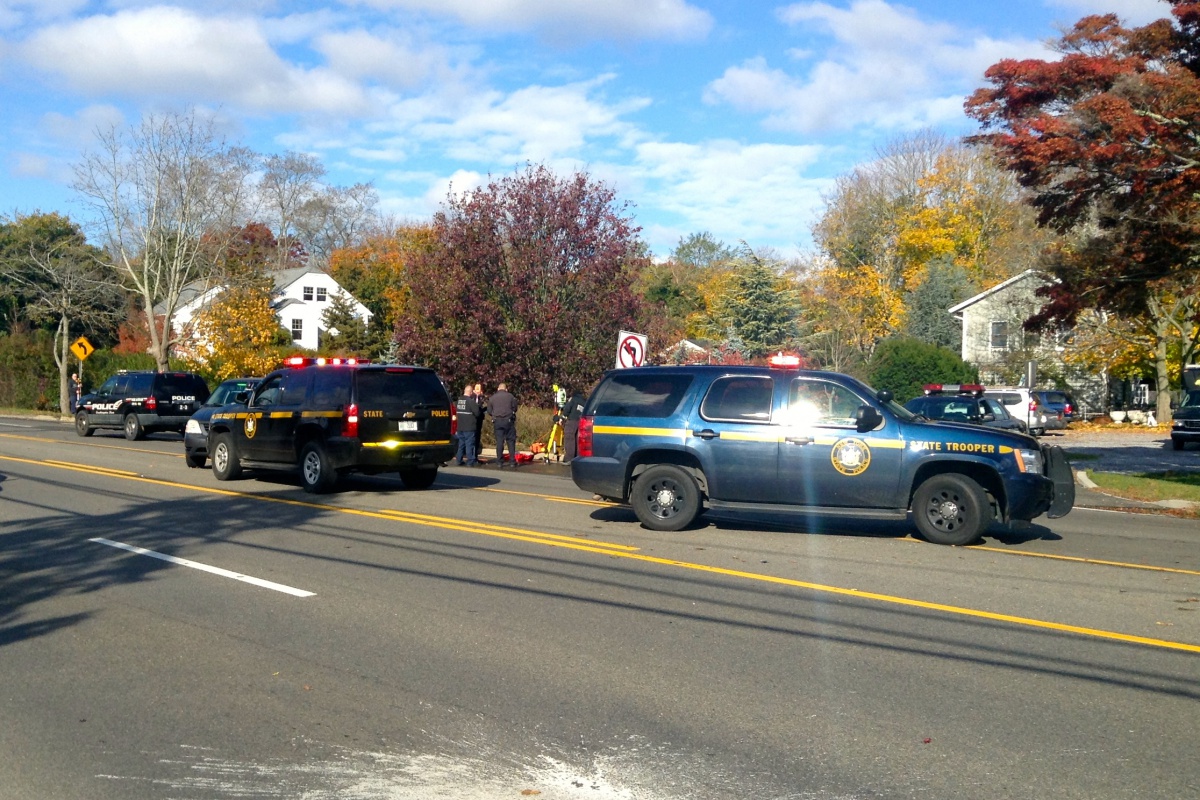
[244,414,258,439]
[830,437,871,476]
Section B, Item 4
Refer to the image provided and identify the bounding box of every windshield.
[1181,390,1200,409]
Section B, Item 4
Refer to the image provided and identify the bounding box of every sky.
[0,0,1174,261]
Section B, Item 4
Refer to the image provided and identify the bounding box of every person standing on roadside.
[561,387,586,464]
[69,372,82,414]
[473,382,486,460]
[454,385,480,466]
[488,382,518,467]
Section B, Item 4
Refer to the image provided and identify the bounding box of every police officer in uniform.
[488,382,518,467]
[561,387,586,464]
[454,385,480,466]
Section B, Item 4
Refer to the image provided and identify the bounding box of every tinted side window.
[588,374,693,418]
[98,376,121,395]
[355,369,448,409]
[987,392,1022,406]
[126,373,154,395]
[311,369,352,409]
[700,376,773,423]
[254,375,284,407]
[785,378,865,427]
[279,370,310,406]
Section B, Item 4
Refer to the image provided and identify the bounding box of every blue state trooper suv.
[570,358,1075,545]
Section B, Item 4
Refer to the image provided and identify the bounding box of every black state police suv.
[570,358,1074,545]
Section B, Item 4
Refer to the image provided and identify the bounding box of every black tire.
[300,441,337,493]
[912,474,990,546]
[211,433,242,481]
[399,467,438,489]
[185,452,206,469]
[75,411,94,437]
[1171,437,1185,451]
[123,413,144,441]
[631,464,702,532]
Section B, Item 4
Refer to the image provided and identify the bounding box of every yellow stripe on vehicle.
[593,426,688,438]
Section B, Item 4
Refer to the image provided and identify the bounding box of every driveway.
[1050,427,1199,474]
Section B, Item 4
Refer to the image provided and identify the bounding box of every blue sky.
[0,0,1172,260]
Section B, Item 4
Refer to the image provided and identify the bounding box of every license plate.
[397,421,418,432]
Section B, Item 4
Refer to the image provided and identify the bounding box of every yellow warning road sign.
[70,336,95,361]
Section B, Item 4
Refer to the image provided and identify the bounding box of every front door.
[776,377,904,508]
[255,370,310,462]
[687,375,778,503]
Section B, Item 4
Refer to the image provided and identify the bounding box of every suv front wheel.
[75,411,94,437]
[631,464,702,532]
[912,474,990,545]
[211,433,242,481]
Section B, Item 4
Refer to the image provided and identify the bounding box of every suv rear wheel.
[300,441,337,493]
[123,413,144,441]
[75,410,94,437]
[631,464,702,532]
[912,474,990,545]
[399,466,438,489]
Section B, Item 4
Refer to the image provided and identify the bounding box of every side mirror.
[981,413,996,422]
[876,389,894,403]
[234,391,250,405]
[856,404,883,432]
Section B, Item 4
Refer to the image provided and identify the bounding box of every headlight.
[1173,420,1185,428]
[1016,448,1043,474]
[185,419,203,434]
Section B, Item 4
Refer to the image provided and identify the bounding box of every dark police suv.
[183,377,261,468]
[75,370,210,440]
[207,358,456,493]
[570,358,1074,545]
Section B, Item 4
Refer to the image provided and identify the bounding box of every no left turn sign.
[616,330,647,368]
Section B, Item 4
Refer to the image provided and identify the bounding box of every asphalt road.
[1,418,1198,800]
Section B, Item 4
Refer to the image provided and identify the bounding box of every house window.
[302,286,313,301]
[291,319,303,341]
[316,287,327,302]
[990,321,1009,349]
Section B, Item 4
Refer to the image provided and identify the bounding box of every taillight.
[577,416,594,458]
[344,403,359,438]
[1028,399,1038,412]
[145,395,157,410]
[450,405,458,436]
[1065,403,1073,416]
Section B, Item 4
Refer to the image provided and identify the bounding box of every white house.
[948,269,1107,413]
[172,267,372,353]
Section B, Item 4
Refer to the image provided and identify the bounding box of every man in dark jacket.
[454,386,480,466]
[561,388,586,464]
[488,382,518,467]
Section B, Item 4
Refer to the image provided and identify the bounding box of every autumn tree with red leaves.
[392,164,651,399]
[966,2,1200,420]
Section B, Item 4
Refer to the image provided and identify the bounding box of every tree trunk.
[55,315,70,415]
[1154,325,1172,424]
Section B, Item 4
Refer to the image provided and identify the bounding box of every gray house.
[948,269,1108,416]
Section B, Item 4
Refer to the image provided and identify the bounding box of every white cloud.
[348,0,712,42]
[18,7,370,115]
[1046,0,1171,26]
[704,0,1052,134]
[629,140,830,256]
[313,29,467,92]
[409,77,649,164]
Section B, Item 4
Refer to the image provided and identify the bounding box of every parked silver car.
[983,387,1066,436]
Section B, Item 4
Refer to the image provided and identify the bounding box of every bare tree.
[294,182,381,266]
[0,213,122,413]
[73,110,253,371]
[259,151,325,269]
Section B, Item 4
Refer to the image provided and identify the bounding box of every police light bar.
[923,383,985,396]
[768,353,803,369]
[284,356,370,368]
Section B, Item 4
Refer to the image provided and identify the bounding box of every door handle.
[785,436,813,445]
[692,429,718,440]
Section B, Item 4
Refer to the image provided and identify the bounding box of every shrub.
[867,337,978,404]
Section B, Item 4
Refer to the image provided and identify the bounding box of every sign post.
[615,330,647,369]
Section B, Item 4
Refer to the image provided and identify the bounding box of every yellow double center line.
[3,450,1199,654]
